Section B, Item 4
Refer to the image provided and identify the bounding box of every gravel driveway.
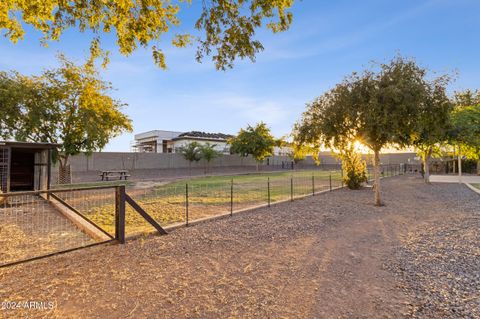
[0,175,478,318]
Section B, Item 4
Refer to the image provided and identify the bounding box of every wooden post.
[47,149,52,190]
[115,185,126,244]
[329,174,332,191]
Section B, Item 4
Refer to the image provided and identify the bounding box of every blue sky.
[1,0,479,151]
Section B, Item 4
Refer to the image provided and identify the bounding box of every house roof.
[0,141,60,150]
[172,131,234,141]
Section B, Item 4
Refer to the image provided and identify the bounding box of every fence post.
[115,185,126,244]
[290,177,293,202]
[312,174,315,196]
[230,179,233,216]
[185,183,189,226]
[329,174,332,191]
[267,177,271,207]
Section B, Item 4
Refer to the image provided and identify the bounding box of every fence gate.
[0,185,168,268]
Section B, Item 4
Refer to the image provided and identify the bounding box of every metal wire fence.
[120,169,348,232]
[1,165,403,267]
[0,187,116,267]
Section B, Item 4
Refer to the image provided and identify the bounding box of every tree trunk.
[458,146,462,183]
[452,146,456,174]
[256,162,259,172]
[477,160,480,175]
[58,155,71,184]
[423,147,432,183]
[373,150,383,206]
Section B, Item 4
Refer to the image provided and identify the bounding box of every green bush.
[340,148,368,190]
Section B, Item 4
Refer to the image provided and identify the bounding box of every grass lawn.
[61,169,343,236]
[51,180,132,189]
[165,169,342,187]
[472,184,480,190]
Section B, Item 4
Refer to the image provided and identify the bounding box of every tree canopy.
[179,141,202,163]
[411,75,453,182]
[199,143,222,173]
[0,0,295,70]
[0,55,133,167]
[450,90,480,160]
[294,56,429,206]
[199,143,222,162]
[229,122,276,169]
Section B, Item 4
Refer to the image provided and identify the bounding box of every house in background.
[132,130,183,153]
[132,130,234,154]
[170,131,234,154]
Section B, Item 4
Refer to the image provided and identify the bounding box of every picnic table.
[99,170,130,181]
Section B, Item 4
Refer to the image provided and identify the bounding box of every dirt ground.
[0,196,96,266]
[0,176,478,318]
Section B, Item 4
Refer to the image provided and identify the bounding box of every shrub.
[340,147,368,190]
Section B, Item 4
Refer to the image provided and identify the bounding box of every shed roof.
[0,141,60,150]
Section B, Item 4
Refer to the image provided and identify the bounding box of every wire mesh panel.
[269,176,291,204]
[0,189,114,267]
[293,175,312,199]
[188,182,231,221]
[233,179,268,211]
[0,147,9,193]
[331,170,343,188]
[53,188,116,237]
[313,171,333,193]
[125,184,185,234]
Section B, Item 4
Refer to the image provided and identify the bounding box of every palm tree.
[178,142,201,175]
[199,143,222,174]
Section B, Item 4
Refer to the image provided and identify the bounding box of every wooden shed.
[0,141,58,193]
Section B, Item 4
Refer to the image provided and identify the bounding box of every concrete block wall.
[53,151,419,173]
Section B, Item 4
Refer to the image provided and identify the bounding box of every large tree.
[0,55,133,181]
[0,71,30,139]
[449,90,480,175]
[412,75,453,183]
[0,0,295,70]
[229,122,276,171]
[294,56,428,206]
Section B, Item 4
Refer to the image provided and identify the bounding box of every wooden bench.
[99,170,130,181]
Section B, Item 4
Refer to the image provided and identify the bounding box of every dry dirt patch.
[0,176,478,318]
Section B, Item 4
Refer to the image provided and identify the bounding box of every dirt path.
[0,176,478,318]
